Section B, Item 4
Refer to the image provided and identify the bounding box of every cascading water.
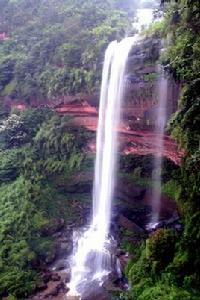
[149,66,168,228]
[68,37,137,298]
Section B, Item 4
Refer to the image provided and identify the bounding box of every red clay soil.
[8,100,183,165]
[67,113,183,165]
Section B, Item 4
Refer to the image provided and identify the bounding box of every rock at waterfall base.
[118,215,144,233]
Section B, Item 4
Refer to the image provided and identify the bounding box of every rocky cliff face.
[53,37,182,164]
[0,37,182,164]
[122,37,180,129]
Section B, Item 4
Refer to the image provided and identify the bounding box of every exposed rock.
[165,212,179,225]
[116,249,126,257]
[36,282,48,292]
[4,99,183,165]
[64,269,71,283]
[53,259,70,272]
[118,253,130,270]
[44,282,66,298]
[51,273,61,281]
[44,286,59,298]
[102,279,121,292]
[118,215,145,233]
[58,240,73,256]
[147,212,182,233]
[1,33,182,166]
[45,251,57,264]
[42,271,52,284]
[52,231,62,238]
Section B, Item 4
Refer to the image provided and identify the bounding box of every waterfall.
[149,66,168,228]
[68,37,136,298]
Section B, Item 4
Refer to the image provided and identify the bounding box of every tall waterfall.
[150,67,168,227]
[68,37,136,297]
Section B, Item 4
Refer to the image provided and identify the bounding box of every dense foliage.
[0,0,133,102]
[0,0,199,299]
[123,1,200,299]
[0,108,91,297]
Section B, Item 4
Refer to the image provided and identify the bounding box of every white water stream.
[68,37,136,298]
[68,8,156,298]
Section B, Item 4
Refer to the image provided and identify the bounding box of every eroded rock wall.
[0,37,182,164]
[122,37,180,130]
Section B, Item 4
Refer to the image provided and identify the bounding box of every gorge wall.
[1,36,182,165]
[54,36,182,164]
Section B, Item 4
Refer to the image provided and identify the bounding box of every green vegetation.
[0,108,92,297]
[142,19,166,38]
[0,0,200,299]
[119,153,179,185]
[124,1,200,299]
[0,0,133,102]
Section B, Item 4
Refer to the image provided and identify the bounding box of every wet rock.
[102,279,121,292]
[52,231,62,238]
[36,282,48,292]
[59,240,73,256]
[119,253,130,270]
[118,215,145,233]
[59,237,69,243]
[116,249,126,257]
[42,271,52,284]
[53,259,70,271]
[51,273,61,281]
[64,269,71,283]
[147,210,181,232]
[44,282,66,298]
[114,180,146,203]
[45,249,56,264]
[134,189,146,201]
[45,251,56,264]
[165,212,179,226]
[44,286,59,298]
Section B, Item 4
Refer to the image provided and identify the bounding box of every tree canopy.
[0,0,133,102]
